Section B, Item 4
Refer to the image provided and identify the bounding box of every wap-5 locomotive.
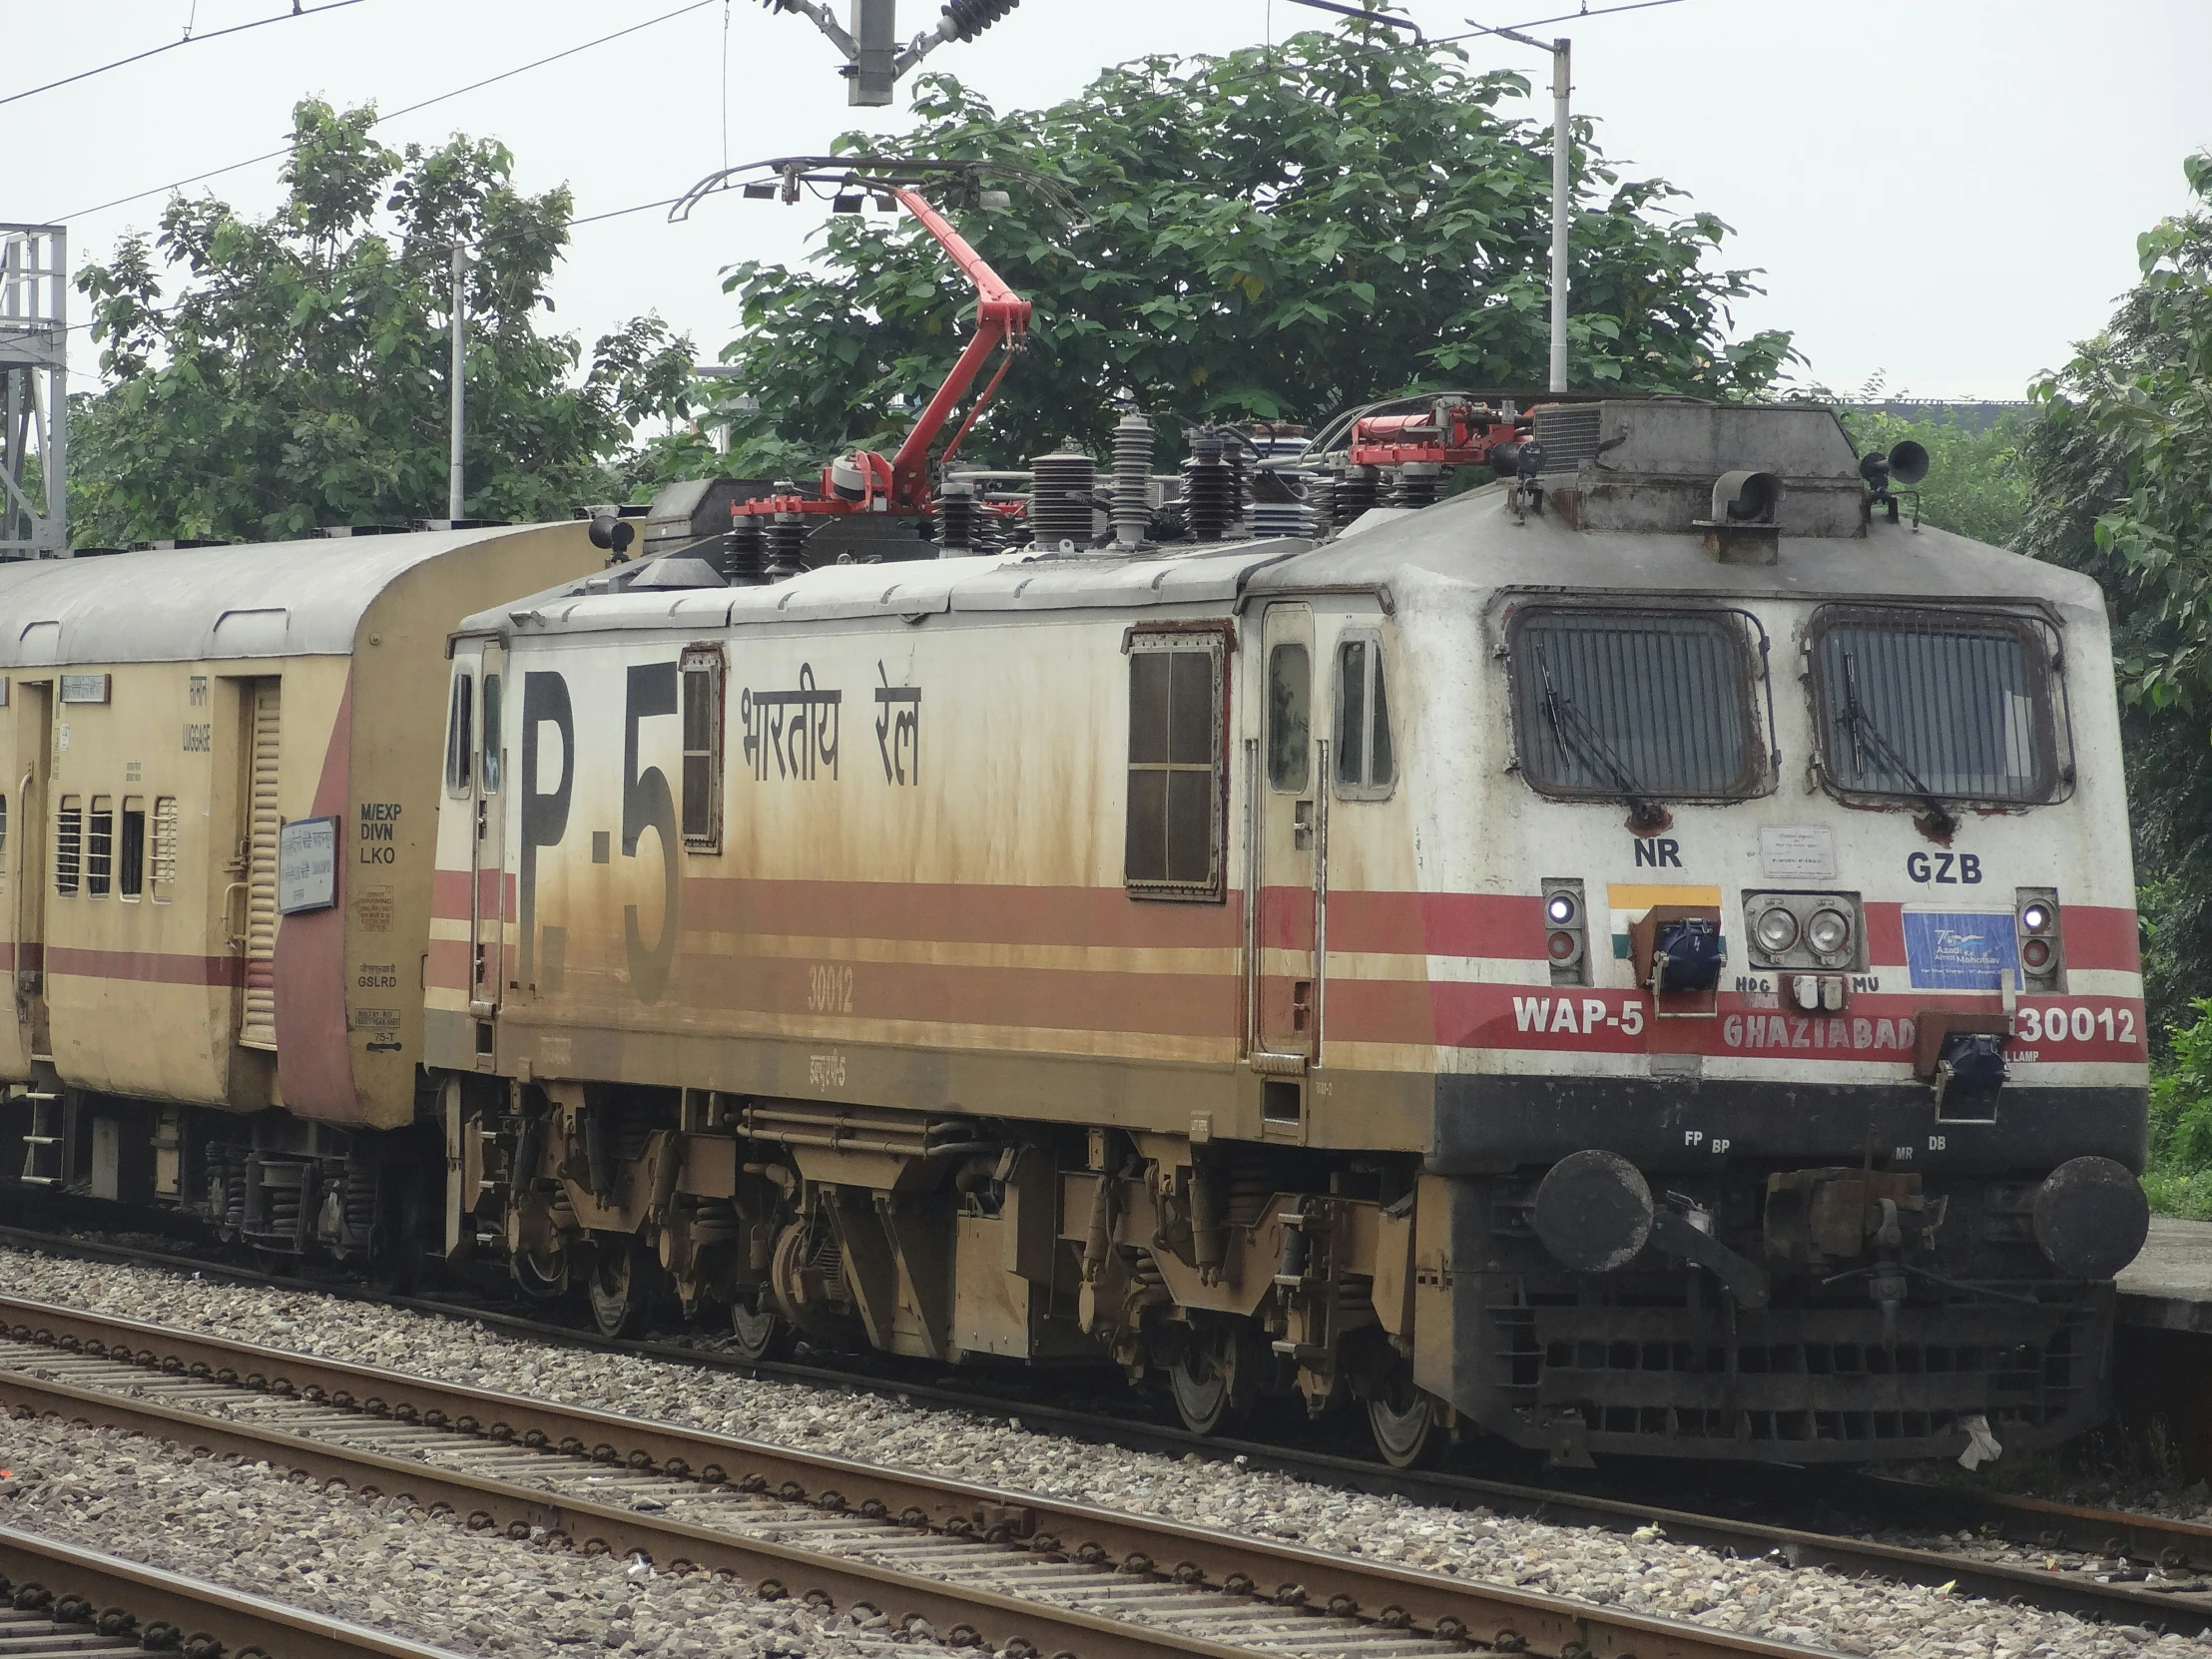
[419,396,2144,1468]
[2,399,2150,1470]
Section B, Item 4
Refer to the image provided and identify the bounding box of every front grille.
[1532,404,1602,469]
[1506,1291,2100,1450]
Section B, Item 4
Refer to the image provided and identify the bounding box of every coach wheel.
[587,1239,648,1340]
[1368,1371,1443,1470]
[729,1288,793,1364]
[1168,1321,1252,1437]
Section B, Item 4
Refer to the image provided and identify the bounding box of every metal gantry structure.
[0,224,67,559]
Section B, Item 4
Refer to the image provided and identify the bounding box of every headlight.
[1806,907,1853,956]
[1755,906,1800,954]
[1546,891,1579,926]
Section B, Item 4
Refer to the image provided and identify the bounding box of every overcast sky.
[16,0,2212,408]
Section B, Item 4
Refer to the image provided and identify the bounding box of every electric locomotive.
[422,395,2149,1468]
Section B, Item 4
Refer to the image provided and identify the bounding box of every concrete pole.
[1548,37,1571,394]
[448,243,467,523]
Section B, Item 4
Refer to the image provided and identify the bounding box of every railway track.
[8,1223,2211,1640]
[0,1291,1840,1659]
[0,1520,460,1659]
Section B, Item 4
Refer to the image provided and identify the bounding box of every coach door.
[1248,604,1322,1093]
[466,643,507,1016]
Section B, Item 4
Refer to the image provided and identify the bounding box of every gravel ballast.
[0,1410,899,1657]
[3,1244,2206,1659]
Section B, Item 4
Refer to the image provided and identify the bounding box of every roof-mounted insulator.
[938,0,1019,42]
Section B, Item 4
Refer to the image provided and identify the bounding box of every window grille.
[151,797,179,902]
[681,646,725,850]
[1125,633,1226,898]
[1508,608,1766,802]
[55,797,81,895]
[1810,606,2064,806]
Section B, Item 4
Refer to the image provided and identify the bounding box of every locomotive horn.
[2031,1155,2150,1281]
[1532,1150,1654,1274]
[588,513,635,558]
[1887,439,1931,487]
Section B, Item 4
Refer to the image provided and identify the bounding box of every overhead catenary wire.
[52,0,720,224]
[0,0,367,110]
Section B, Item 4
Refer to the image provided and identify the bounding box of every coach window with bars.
[120,797,147,898]
[1335,633,1395,797]
[681,646,725,851]
[1125,631,1226,899]
[1507,606,1769,804]
[1809,605,2067,807]
[87,797,115,896]
[151,797,179,903]
[55,796,82,895]
[445,671,473,796]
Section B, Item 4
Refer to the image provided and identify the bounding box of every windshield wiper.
[1839,650,1958,837]
[1533,641,1668,830]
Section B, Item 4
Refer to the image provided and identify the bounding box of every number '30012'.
[2016,1004,2137,1044]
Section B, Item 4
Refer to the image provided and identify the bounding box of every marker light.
[1806,908,1854,956]
[1755,906,1800,954]
[1548,930,1582,963]
[2022,936,2054,970]
[1546,892,1579,926]
[2020,901,2052,932]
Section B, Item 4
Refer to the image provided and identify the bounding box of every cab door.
[1248,604,1322,1082]
[464,642,508,1017]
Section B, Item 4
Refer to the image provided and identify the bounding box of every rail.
[0,1292,1828,1659]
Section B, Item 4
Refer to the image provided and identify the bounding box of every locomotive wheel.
[728,1288,794,1364]
[512,1246,568,1301]
[1367,1371,1443,1470]
[1168,1321,1252,1437]
[587,1238,648,1339]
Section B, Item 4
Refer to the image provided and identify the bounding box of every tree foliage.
[2021,151,2212,1043]
[69,100,696,545]
[703,23,1797,478]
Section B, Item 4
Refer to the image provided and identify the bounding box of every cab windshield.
[1810,606,2063,807]
[1507,606,1769,806]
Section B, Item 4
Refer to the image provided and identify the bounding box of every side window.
[1267,642,1310,793]
[120,797,146,898]
[1335,634,1396,797]
[1124,632,1226,899]
[481,673,503,795]
[681,646,725,851]
[0,792,8,892]
[445,670,473,796]
[151,797,179,903]
[87,796,114,897]
[55,797,81,895]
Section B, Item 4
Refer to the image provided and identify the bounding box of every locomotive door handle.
[222,880,249,952]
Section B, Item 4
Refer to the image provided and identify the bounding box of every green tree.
[69,99,696,545]
[702,22,1796,478]
[2021,151,2212,1044]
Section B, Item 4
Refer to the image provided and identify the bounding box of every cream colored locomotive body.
[427,404,2145,1463]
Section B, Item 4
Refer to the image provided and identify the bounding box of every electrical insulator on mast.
[765,0,1023,108]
